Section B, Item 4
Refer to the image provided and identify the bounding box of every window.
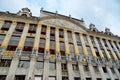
[0,35,5,45]
[61,63,67,71]
[49,62,56,70]
[103,39,108,47]
[90,36,95,44]
[50,40,55,55]
[49,76,56,80]
[96,78,101,80]
[0,75,6,80]
[118,69,120,73]
[39,38,45,53]
[36,61,43,69]
[35,75,42,80]
[18,60,30,68]
[75,33,81,43]
[14,75,25,80]
[50,27,55,36]
[28,24,37,33]
[83,65,89,72]
[41,25,46,35]
[74,77,80,80]
[94,48,100,58]
[72,64,79,71]
[15,22,25,32]
[59,29,64,38]
[102,67,107,73]
[0,59,11,67]
[86,78,91,80]
[62,77,68,80]
[110,68,115,74]
[107,79,111,80]
[93,66,99,72]
[1,20,12,30]
[67,31,72,39]
[60,42,65,56]
[83,34,88,43]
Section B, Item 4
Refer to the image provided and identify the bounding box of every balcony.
[21,51,32,56]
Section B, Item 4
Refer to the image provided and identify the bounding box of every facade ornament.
[89,23,98,32]
[17,8,32,17]
[105,27,113,35]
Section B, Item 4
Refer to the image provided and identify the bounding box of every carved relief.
[40,19,87,33]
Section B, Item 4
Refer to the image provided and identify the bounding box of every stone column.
[44,25,50,59]
[64,29,70,60]
[55,27,60,58]
[56,60,62,80]
[6,56,20,80]
[98,66,106,80]
[67,61,74,80]
[106,66,114,80]
[88,64,96,80]
[33,24,41,51]
[17,23,29,50]
[106,39,118,61]
[72,31,79,59]
[114,67,120,80]
[0,19,4,29]
[111,41,120,59]
[93,37,105,59]
[43,25,50,80]
[1,21,17,49]
[25,55,36,80]
[78,62,86,80]
[86,35,97,59]
[79,33,88,58]
[100,38,111,60]
[43,59,49,80]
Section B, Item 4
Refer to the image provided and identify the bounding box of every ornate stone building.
[0,8,120,80]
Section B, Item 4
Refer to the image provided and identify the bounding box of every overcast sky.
[0,0,120,36]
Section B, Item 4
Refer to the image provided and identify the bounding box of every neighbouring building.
[0,8,120,80]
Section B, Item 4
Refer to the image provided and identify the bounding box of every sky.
[0,0,120,36]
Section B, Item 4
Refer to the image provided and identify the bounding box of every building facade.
[0,8,120,80]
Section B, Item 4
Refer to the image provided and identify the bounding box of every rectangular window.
[41,25,46,35]
[90,36,95,44]
[102,67,107,73]
[93,66,99,72]
[49,76,56,80]
[96,78,102,80]
[35,75,42,80]
[74,77,80,80]
[83,65,89,72]
[18,60,30,68]
[110,68,115,74]
[14,75,25,80]
[15,22,25,32]
[36,61,44,69]
[72,64,79,71]
[118,69,120,73]
[0,59,11,67]
[28,24,37,33]
[59,29,64,38]
[86,78,91,80]
[49,62,56,70]
[0,35,5,45]
[69,43,75,57]
[0,75,6,80]
[67,31,72,39]
[62,77,68,80]
[61,63,67,71]
[1,20,12,31]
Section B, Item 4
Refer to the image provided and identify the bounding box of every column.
[94,37,105,59]
[25,56,36,80]
[64,29,70,58]
[6,56,20,80]
[0,19,4,29]
[1,21,17,48]
[100,38,111,60]
[106,66,114,80]
[17,23,29,50]
[98,66,106,80]
[55,27,60,56]
[86,35,97,58]
[33,24,41,51]
[72,31,79,57]
[111,41,120,59]
[88,64,96,80]
[43,25,50,80]
[43,60,49,80]
[114,67,120,80]
[106,39,118,61]
[78,63,86,80]
[44,25,50,58]
[67,61,74,80]
[56,60,62,80]
[79,33,88,57]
